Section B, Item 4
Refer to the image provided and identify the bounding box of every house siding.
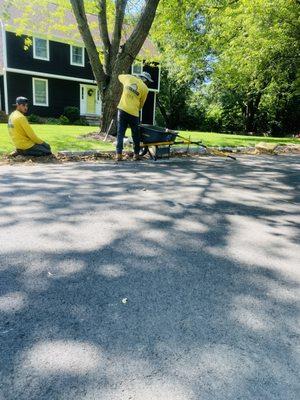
[6,32,94,80]
[6,71,82,116]
[143,62,160,91]
[0,75,4,111]
[3,31,159,123]
[0,23,3,70]
[7,70,156,124]
[142,91,155,125]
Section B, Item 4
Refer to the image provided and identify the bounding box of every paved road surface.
[0,156,299,400]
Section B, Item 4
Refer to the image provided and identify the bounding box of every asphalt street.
[0,155,299,400]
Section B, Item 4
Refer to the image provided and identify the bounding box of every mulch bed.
[78,131,116,143]
[0,144,299,165]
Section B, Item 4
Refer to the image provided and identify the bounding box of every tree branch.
[98,0,111,73]
[110,0,127,71]
[207,0,240,11]
[70,0,107,90]
[156,95,169,126]
[121,0,160,62]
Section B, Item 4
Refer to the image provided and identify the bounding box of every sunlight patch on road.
[173,218,208,234]
[207,177,294,211]
[79,380,195,400]
[208,215,300,276]
[168,344,254,394]
[23,340,102,375]
[0,291,27,312]
[96,263,126,278]
[53,259,85,276]
[230,295,273,331]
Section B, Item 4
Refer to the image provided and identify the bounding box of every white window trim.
[70,45,85,67]
[131,61,143,75]
[131,61,161,92]
[6,67,96,84]
[33,37,50,61]
[32,77,49,107]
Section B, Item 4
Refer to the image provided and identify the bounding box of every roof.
[0,1,158,59]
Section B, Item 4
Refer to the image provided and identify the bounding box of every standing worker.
[8,96,52,157]
[116,72,153,161]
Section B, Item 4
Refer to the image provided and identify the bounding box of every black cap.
[13,96,29,106]
[140,72,154,82]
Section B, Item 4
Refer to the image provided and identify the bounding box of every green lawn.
[178,130,299,147]
[0,123,298,155]
[0,124,113,154]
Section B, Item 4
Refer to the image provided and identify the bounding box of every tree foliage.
[154,0,300,134]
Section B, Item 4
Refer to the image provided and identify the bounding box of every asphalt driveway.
[0,155,299,400]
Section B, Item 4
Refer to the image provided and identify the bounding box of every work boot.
[115,153,123,161]
[133,154,140,161]
[9,150,19,157]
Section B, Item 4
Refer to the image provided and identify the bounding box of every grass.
[0,124,113,154]
[0,123,298,155]
[178,130,299,147]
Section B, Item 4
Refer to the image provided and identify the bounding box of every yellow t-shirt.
[8,110,43,150]
[117,74,149,117]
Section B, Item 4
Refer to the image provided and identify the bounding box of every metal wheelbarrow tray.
[138,124,236,161]
[139,124,200,160]
[139,124,178,144]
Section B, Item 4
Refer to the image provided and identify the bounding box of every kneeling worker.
[116,71,153,161]
[8,97,52,157]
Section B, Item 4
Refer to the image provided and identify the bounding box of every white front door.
[80,84,101,116]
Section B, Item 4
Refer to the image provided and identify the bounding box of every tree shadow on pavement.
[0,156,299,400]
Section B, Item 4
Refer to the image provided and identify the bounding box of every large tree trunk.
[156,96,170,127]
[100,52,136,133]
[245,99,256,133]
[101,80,122,134]
[244,94,262,133]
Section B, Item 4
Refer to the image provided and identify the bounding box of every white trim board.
[32,77,49,107]
[153,91,157,125]
[1,69,158,91]
[70,45,85,67]
[33,37,50,61]
[0,20,8,113]
[5,67,96,84]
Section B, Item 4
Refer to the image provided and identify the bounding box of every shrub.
[0,110,8,123]
[28,114,44,124]
[45,117,61,125]
[59,115,70,125]
[63,106,80,123]
[73,118,89,126]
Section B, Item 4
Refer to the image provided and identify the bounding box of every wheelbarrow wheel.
[140,146,148,157]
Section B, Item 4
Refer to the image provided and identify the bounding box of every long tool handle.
[176,134,236,160]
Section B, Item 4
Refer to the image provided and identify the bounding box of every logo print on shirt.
[126,83,140,96]
[8,117,14,129]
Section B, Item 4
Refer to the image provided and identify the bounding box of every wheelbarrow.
[139,124,236,160]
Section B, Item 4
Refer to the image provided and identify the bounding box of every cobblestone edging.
[2,144,299,165]
[57,144,300,158]
[171,146,255,155]
[171,143,300,155]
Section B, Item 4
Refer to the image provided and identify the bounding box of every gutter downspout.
[0,20,9,114]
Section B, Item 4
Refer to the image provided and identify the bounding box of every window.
[71,45,84,66]
[33,78,48,106]
[33,38,49,60]
[132,61,143,75]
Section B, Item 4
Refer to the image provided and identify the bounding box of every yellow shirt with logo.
[8,110,44,150]
[117,74,149,117]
